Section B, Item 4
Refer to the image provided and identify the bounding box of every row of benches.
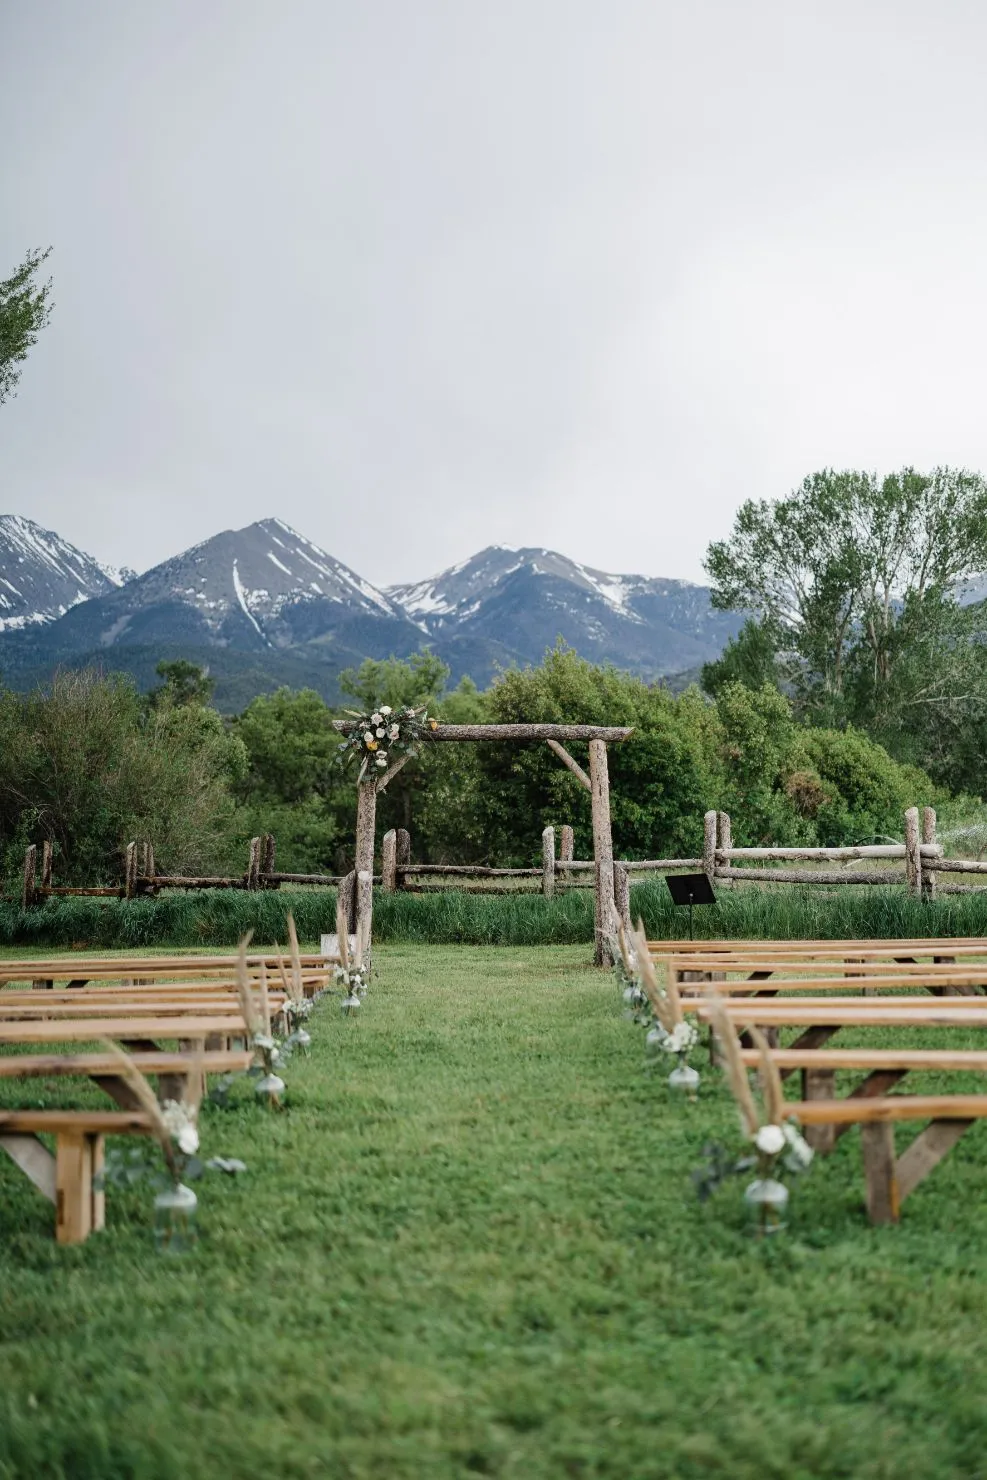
[0,950,335,1243]
[648,937,987,1223]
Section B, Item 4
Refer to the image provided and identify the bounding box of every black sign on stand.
[664,872,717,941]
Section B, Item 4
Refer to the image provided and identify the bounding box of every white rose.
[783,1123,814,1169]
[177,1124,199,1156]
[380,706,392,715]
[363,731,374,744]
[376,755,387,768]
[376,727,386,738]
[755,1124,786,1156]
[389,725,400,739]
[371,712,382,725]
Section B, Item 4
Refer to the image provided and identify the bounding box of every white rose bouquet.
[337,703,439,783]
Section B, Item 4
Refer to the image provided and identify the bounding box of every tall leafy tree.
[705,467,987,743]
[0,247,53,405]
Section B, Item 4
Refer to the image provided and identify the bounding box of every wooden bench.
[738,1045,987,1152]
[649,937,987,961]
[786,1093,987,1224]
[0,952,333,994]
[0,1108,154,1243]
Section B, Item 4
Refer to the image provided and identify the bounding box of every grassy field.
[5,879,987,948]
[3,945,987,1477]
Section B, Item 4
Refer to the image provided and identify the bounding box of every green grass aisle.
[3,946,987,1478]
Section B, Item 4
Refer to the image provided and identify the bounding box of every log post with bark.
[904,807,922,898]
[589,739,617,966]
[542,826,556,898]
[922,807,937,901]
[559,825,574,882]
[381,829,398,892]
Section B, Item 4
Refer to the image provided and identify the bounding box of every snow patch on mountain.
[0,515,124,630]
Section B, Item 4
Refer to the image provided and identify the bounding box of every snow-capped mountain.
[0,515,128,631]
[0,521,743,706]
[19,517,424,660]
[388,545,743,676]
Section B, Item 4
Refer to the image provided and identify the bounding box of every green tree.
[338,650,449,711]
[705,467,987,727]
[148,659,216,709]
[0,668,242,884]
[233,688,347,872]
[701,617,784,698]
[0,247,53,405]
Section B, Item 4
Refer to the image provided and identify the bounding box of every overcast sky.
[3,2,987,588]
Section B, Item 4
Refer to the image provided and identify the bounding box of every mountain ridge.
[0,517,743,707]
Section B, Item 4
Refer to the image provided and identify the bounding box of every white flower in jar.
[177,1124,200,1156]
[755,1124,786,1156]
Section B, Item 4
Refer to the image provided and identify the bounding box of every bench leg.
[801,1069,836,1153]
[895,1119,974,1205]
[56,1131,97,1245]
[834,1070,909,1142]
[0,1132,56,1203]
[776,1026,839,1081]
[861,1121,899,1225]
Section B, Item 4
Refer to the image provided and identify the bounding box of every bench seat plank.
[739,1048,987,1071]
[0,1050,253,1079]
[0,1016,251,1045]
[787,1094,987,1124]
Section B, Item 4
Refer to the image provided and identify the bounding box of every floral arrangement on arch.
[338,704,438,783]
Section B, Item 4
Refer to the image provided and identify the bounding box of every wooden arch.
[332,722,634,964]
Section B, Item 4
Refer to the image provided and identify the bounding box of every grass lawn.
[2,944,987,1478]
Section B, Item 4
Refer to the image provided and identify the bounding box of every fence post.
[904,807,922,898]
[542,826,556,898]
[246,837,261,890]
[395,828,411,890]
[703,811,718,882]
[261,833,276,884]
[22,845,37,910]
[717,811,732,863]
[41,840,53,891]
[338,869,357,933]
[124,842,137,899]
[613,861,631,935]
[381,829,398,892]
[922,807,937,900]
[560,824,574,883]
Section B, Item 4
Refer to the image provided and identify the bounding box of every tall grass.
[3,881,987,948]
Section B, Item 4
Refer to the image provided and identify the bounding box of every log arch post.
[354,780,378,947]
[589,740,617,966]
